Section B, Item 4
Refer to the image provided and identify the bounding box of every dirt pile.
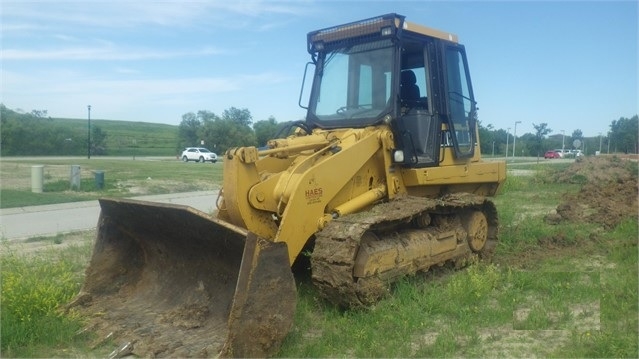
[545,156,638,229]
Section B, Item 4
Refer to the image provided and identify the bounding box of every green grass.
[30,118,179,156]
[551,219,639,358]
[0,241,95,357]
[0,189,99,208]
[2,161,637,357]
[495,171,587,255]
[279,217,637,358]
[277,168,638,358]
[0,158,223,208]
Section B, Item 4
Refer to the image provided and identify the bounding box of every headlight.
[393,150,404,162]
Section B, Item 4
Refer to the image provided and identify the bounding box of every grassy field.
[277,165,638,358]
[1,158,637,357]
[1,239,96,357]
[35,118,179,156]
[0,158,223,208]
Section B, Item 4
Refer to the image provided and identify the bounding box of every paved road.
[0,191,219,241]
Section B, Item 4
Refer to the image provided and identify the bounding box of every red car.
[544,150,561,159]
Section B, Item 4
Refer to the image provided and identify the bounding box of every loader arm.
[220,127,400,265]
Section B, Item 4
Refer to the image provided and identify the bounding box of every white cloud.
[211,0,314,17]
[0,22,46,32]
[3,67,292,109]
[1,46,226,61]
[114,67,141,75]
[52,34,82,42]
[2,1,315,30]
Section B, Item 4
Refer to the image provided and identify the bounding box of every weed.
[501,175,526,193]
[0,245,92,356]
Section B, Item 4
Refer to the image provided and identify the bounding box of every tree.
[532,122,552,160]
[565,129,583,150]
[217,107,256,151]
[199,117,255,154]
[609,115,638,154]
[1,104,83,155]
[223,107,252,127]
[197,110,218,122]
[477,121,493,155]
[494,128,510,156]
[177,112,202,150]
[91,126,108,155]
[477,121,513,156]
[176,107,258,155]
[253,116,279,146]
[571,129,583,141]
[519,133,537,156]
[30,109,48,118]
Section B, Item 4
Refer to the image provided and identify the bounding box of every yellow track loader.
[70,13,506,358]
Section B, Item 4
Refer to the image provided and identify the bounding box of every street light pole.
[513,121,521,158]
[599,132,603,153]
[561,130,565,151]
[87,105,91,159]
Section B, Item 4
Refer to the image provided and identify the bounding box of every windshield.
[309,40,394,127]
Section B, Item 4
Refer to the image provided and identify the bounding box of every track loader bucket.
[69,198,296,358]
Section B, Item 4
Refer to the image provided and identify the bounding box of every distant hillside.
[1,105,179,156]
[53,118,179,156]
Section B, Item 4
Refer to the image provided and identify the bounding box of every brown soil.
[544,156,638,229]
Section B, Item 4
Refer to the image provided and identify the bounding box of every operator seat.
[400,70,420,107]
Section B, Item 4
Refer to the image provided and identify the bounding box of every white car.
[180,147,218,163]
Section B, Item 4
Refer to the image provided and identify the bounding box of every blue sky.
[2,0,637,137]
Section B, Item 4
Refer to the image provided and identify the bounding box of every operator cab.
[305,13,477,167]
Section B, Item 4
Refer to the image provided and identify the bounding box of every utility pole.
[513,121,521,158]
[87,105,91,159]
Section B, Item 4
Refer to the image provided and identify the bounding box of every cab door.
[443,44,476,159]
[396,39,441,167]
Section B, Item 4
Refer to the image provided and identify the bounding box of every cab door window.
[398,41,440,166]
[445,46,475,158]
